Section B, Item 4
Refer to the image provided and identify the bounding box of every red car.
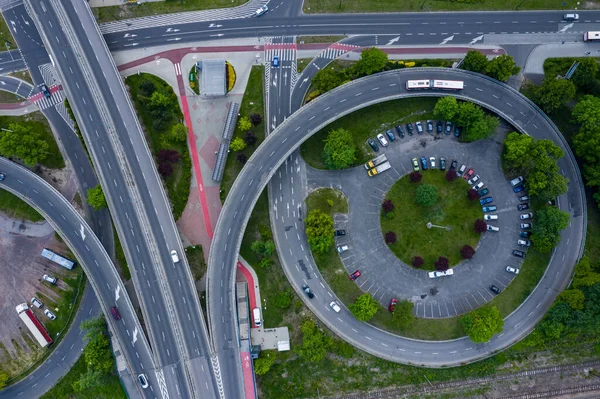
[388,298,397,312]
[349,270,362,280]
[111,306,121,320]
[463,168,474,180]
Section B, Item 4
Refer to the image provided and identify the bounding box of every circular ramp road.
[208,68,585,367]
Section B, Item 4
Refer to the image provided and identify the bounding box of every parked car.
[484,214,498,220]
[388,298,398,313]
[439,157,446,170]
[454,126,461,137]
[518,195,530,202]
[395,125,405,138]
[368,138,379,152]
[463,168,474,180]
[421,156,428,170]
[520,212,533,220]
[111,306,121,320]
[334,229,346,236]
[473,182,484,191]
[487,225,500,232]
[170,250,179,263]
[517,239,532,247]
[510,176,524,187]
[406,123,414,135]
[415,121,424,134]
[436,120,443,133]
[482,205,497,213]
[479,196,493,205]
[411,158,420,172]
[513,250,526,258]
[520,231,532,238]
[490,285,501,295]
[506,266,520,274]
[385,129,396,142]
[31,297,43,309]
[450,159,458,171]
[518,203,530,211]
[330,301,341,313]
[478,188,489,197]
[428,269,454,278]
[467,174,480,185]
[429,157,436,169]
[337,245,349,253]
[520,223,532,229]
[426,120,433,133]
[272,55,279,67]
[376,133,388,147]
[43,274,57,284]
[302,284,315,299]
[458,164,467,176]
[138,373,149,389]
[445,121,453,134]
[44,309,56,320]
[513,185,525,193]
[349,270,362,280]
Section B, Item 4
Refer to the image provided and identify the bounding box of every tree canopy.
[415,184,438,207]
[434,96,458,121]
[460,305,504,343]
[349,293,379,321]
[230,136,247,152]
[391,300,415,329]
[531,206,570,253]
[294,320,333,362]
[530,78,576,114]
[312,67,346,93]
[254,351,277,376]
[238,116,252,132]
[323,128,357,170]
[87,185,107,211]
[461,50,488,74]
[351,47,388,78]
[305,209,334,254]
[485,54,521,82]
[572,95,600,131]
[0,123,49,166]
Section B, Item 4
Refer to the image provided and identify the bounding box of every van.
[252,308,262,327]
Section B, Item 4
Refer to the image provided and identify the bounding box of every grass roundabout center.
[381,170,482,270]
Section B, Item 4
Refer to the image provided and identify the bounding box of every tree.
[230,136,247,152]
[434,96,458,121]
[573,257,600,288]
[415,184,438,207]
[474,219,487,233]
[572,95,600,131]
[571,57,599,91]
[531,78,576,114]
[254,351,277,376]
[81,317,113,374]
[0,369,8,390]
[382,199,394,213]
[349,293,379,321]
[169,123,188,142]
[460,305,504,343]
[485,54,520,82]
[259,258,273,269]
[236,152,247,164]
[461,245,475,259]
[295,320,333,362]
[435,256,449,271]
[455,101,484,130]
[87,185,107,210]
[158,162,173,177]
[312,67,345,93]
[352,47,388,78]
[251,240,265,254]
[244,130,257,146]
[412,256,424,268]
[305,209,334,254]
[558,289,585,310]
[467,188,479,200]
[464,114,499,142]
[238,116,252,132]
[158,149,180,163]
[263,240,276,256]
[138,79,156,97]
[274,290,293,309]
[385,231,397,244]
[0,123,49,166]
[391,300,415,329]
[250,113,263,126]
[445,169,458,181]
[409,171,422,182]
[73,369,104,392]
[531,206,570,253]
[323,128,357,170]
[461,50,488,74]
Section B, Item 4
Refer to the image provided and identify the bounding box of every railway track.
[496,383,600,398]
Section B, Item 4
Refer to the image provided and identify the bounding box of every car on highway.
[368,138,379,152]
[563,13,579,21]
[429,157,436,169]
[490,285,501,295]
[518,195,530,202]
[44,309,56,320]
[170,250,179,263]
[518,239,531,247]
[415,121,424,134]
[272,55,279,67]
[439,157,446,170]
[111,306,121,320]
[334,229,346,236]
[520,223,532,229]
[421,156,428,170]
[506,266,520,274]
[482,205,497,213]
[428,269,454,278]
[454,126,461,137]
[337,245,349,253]
[520,212,533,220]
[0,172,5,181]
[513,185,525,193]
[487,225,499,232]
[385,129,396,142]
[138,373,149,389]
[463,168,474,180]
[31,297,43,309]
[436,120,443,133]
[395,125,405,138]
[450,159,458,171]
[388,298,397,312]
[479,196,493,205]
[302,284,315,299]
[484,214,498,220]
[518,203,530,211]
[445,121,453,134]
[349,270,362,280]
[377,133,389,147]
[330,301,341,313]
[520,231,532,238]
[426,120,433,133]
[458,164,466,176]
[255,4,268,16]
[411,158,420,171]
[478,188,489,197]
[467,174,480,185]
[513,250,526,258]
[473,182,484,191]
[40,84,51,98]
[406,123,414,135]
[43,274,57,284]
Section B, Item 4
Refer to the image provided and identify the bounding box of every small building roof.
[200,59,226,97]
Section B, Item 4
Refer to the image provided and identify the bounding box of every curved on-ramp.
[208,68,585,368]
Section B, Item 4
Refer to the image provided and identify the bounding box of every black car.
[445,121,453,134]
[386,129,396,142]
[368,138,379,152]
[406,123,414,135]
[436,120,443,134]
[450,159,458,171]
[454,126,461,137]
[478,188,489,197]
[490,285,501,295]
[40,84,51,98]
[395,125,405,138]
[302,284,315,299]
[513,250,526,258]
[439,157,446,170]
[520,231,532,238]
[334,229,346,237]
[518,203,530,211]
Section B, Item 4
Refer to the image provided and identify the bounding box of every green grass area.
[40,268,85,339]
[185,245,206,281]
[298,35,346,44]
[93,0,246,23]
[0,112,65,169]
[0,90,23,103]
[301,97,437,169]
[113,227,131,281]
[382,172,481,269]
[0,191,43,222]
[219,65,265,201]
[305,187,349,214]
[297,58,313,74]
[8,70,33,85]
[303,0,584,13]
[188,65,199,95]
[124,73,191,220]
[0,14,16,49]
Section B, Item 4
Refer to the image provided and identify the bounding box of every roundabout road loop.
[208,68,585,367]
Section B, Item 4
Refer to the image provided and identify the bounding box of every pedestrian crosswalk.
[174,62,182,76]
[38,63,61,87]
[317,43,361,60]
[28,85,64,110]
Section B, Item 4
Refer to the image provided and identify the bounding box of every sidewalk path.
[0,101,37,115]
[237,258,260,321]
[0,213,54,237]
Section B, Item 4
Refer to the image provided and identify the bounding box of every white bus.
[406,79,464,90]
[584,31,600,41]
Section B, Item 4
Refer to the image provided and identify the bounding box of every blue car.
[482,205,497,213]
[513,185,525,193]
[273,55,279,67]
[478,188,489,197]
[420,156,428,170]
[454,127,461,137]
[368,138,379,152]
[386,129,396,141]
[479,196,493,205]
[395,125,405,138]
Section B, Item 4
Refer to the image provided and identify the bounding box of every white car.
[31,297,43,309]
[484,214,498,220]
[376,133,389,147]
[330,301,341,313]
[487,225,500,232]
[43,274,57,284]
[467,175,480,185]
[170,250,179,263]
[337,245,349,253]
[255,5,268,16]
[473,182,484,190]
[517,239,531,247]
[138,373,149,389]
[429,157,436,168]
[415,121,424,133]
[520,213,533,220]
[428,269,454,279]
[510,176,524,187]
[506,266,520,274]
[44,309,56,320]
